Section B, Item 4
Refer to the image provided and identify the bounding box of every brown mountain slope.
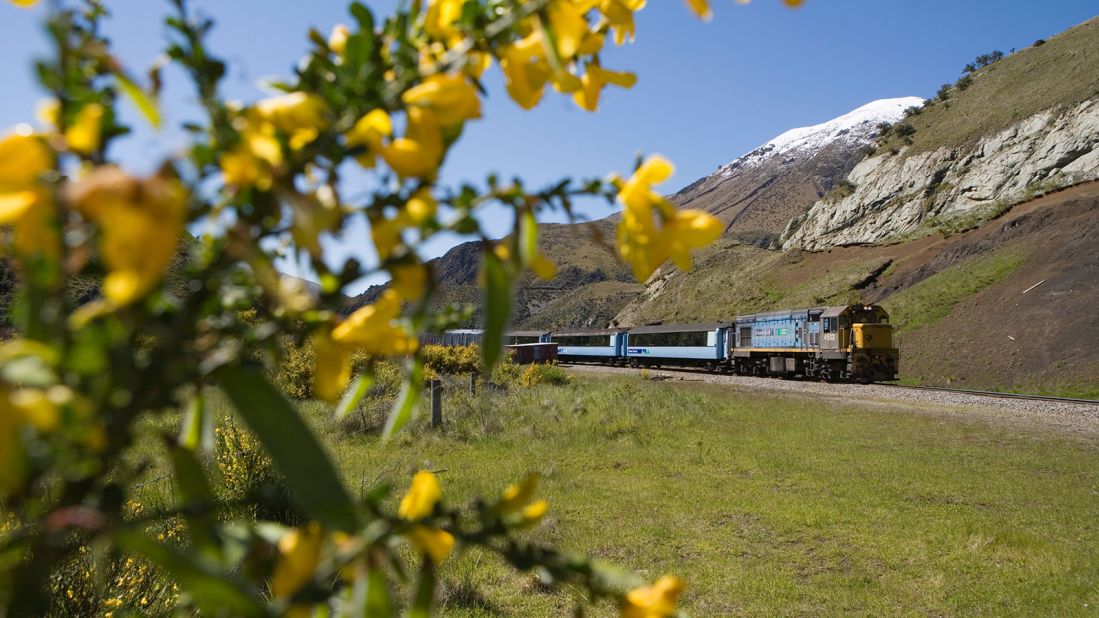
[615,181,1099,396]
[671,139,875,247]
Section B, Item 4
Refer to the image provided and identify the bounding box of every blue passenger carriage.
[625,322,730,370]
[549,328,627,365]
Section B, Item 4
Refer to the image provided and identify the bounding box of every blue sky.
[1,1,1096,292]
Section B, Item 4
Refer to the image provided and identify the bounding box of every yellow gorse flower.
[312,289,418,402]
[398,471,455,564]
[221,112,283,190]
[312,329,352,405]
[614,155,722,281]
[328,24,350,56]
[600,0,646,46]
[694,0,804,17]
[8,0,37,7]
[66,103,105,155]
[0,129,58,259]
[402,73,482,128]
[573,65,637,112]
[424,0,464,40]
[405,524,455,564]
[493,472,550,528]
[67,167,187,307]
[270,522,324,599]
[684,0,711,20]
[0,385,65,491]
[399,470,442,521]
[381,106,444,180]
[254,92,330,151]
[499,33,553,110]
[345,109,392,169]
[220,93,328,188]
[495,472,539,514]
[390,262,428,301]
[331,289,418,355]
[620,575,686,618]
[530,253,557,280]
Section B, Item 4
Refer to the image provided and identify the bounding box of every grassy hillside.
[128,376,1099,615]
[612,240,889,326]
[882,249,1028,333]
[878,17,1099,156]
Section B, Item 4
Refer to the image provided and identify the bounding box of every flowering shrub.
[519,362,572,387]
[0,0,801,615]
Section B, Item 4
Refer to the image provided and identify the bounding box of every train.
[425,304,899,383]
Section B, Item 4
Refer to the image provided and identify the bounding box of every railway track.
[878,383,1099,406]
[560,362,1099,407]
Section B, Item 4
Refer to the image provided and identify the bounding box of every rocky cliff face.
[782,99,1099,249]
[672,97,923,246]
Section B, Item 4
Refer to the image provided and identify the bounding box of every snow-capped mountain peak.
[718,96,925,176]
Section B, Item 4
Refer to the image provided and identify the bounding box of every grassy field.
[125,373,1099,616]
[119,368,1099,615]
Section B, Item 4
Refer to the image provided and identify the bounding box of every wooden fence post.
[469,371,477,395]
[431,379,443,428]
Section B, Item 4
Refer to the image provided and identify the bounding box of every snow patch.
[717,97,925,177]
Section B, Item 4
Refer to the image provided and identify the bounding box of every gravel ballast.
[563,364,1099,435]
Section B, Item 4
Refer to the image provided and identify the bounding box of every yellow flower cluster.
[313,289,419,403]
[271,522,325,600]
[493,472,549,529]
[621,575,687,618]
[399,470,455,564]
[493,1,638,111]
[67,167,187,308]
[614,155,723,281]
[0,129,57,260]
[0,384,62,491]
[221,92,330,190]
[1,104,185,316]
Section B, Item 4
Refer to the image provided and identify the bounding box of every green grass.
[355,377,1099,615]
[883,249,1027,333]
[124,375,1099,615]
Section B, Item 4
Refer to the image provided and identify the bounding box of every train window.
[823,318,833,333]
[508,336,542,345]
[553,335,606,347]
[629,330,709,347]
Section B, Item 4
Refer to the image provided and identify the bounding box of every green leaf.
[115,71,161,129]
[363,566,393,617]
[350,2,375,32]
[337,373,375,420]
[481,251,512,371]
[520,210,538,264]
[115,530,265,616]
[409,560,436,618]
[382,359,423,439]
[167,443,221,557]
[213,365,360,532]
[343,33,372,74]
[179,391,214,453]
